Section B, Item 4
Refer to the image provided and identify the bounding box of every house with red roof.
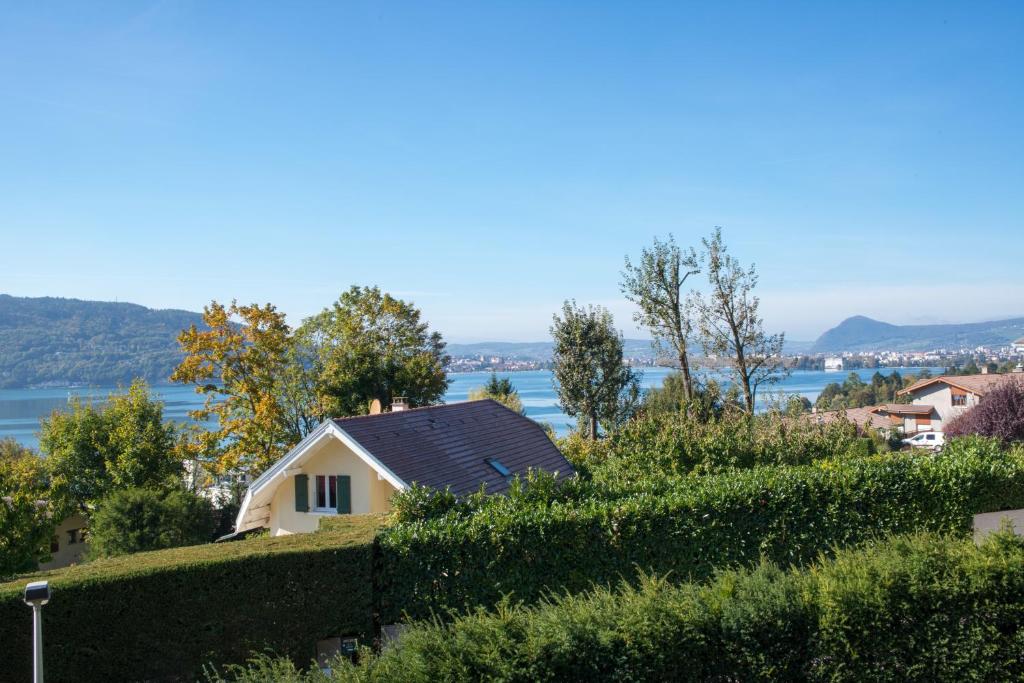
[871,371,1024,434]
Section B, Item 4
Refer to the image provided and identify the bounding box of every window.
[50,537,59,554]
[952,394,967,407]
[67,529,79,545]
[314,475,338,511]
[486,458,511,477]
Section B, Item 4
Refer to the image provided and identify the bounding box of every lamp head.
[23,581,49,607]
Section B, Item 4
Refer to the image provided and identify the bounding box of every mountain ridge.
[812,315,1024,353]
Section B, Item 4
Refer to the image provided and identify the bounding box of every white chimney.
[391,397,408,411]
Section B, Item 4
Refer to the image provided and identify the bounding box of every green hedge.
[377,440,1024,622]
[342,532,1024,682]
[0,516,380,683]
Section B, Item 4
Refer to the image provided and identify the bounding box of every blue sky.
[1,2,1022,342]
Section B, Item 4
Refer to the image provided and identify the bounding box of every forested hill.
[0,295,204,388]
[811,315,1024,353]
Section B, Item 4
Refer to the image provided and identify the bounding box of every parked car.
[902,431,945,451]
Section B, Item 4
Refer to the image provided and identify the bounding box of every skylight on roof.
[486,458,510,477]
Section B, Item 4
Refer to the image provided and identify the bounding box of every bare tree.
[695,228,788,412]
[621,235,701,400]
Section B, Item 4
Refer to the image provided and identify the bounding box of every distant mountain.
[811,315,1024,353]
[0,295,205,388]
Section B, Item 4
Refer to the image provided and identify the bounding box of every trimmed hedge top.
[0,514,383,683]
[0,513,383,601]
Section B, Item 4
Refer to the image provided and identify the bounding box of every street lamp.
[23,580,49,683]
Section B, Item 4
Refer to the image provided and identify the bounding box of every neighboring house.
[809,406,893,433]
[39,512,89,571]
[879,371,1024,434]
[234,399,573,535]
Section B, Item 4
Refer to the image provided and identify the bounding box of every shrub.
[215,532,1024,682]
[564,409,866,483]
[87,486,216,558]
[0,515,381,683]
[376,439,1024,623]
[947,379,1024,445]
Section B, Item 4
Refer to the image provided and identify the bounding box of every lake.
[0,367,939,449]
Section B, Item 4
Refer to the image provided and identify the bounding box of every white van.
[902,431,945,451]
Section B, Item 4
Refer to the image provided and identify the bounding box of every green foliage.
[0,439,54,578]
[375,439,1024,623]
[0,294,206,389]
[550,301,640,438]
[815,370,922,411]
[297,285,450,417]
[39,380,181,519]
[330,532,1024,682]
[468,373,525,414]
[87,486,215,558]
[0,515,382,683]
[566,408,865,481]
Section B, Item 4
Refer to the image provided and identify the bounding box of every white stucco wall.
[268,436,397,536]
[973,508,1024,542]
[910,383,978,430]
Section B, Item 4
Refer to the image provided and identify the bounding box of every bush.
[0,515,381,683]
[87,486,216,558]
[947,379,1024,445]
[563,409,867,482]
[376,439,1024,623]
[215,532,1024,682]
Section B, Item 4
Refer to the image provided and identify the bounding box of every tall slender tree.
[551,301,640,439]
[695,228,788,413]
[621,234,701,400]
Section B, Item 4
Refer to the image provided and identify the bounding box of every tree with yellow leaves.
[171,301,319,476]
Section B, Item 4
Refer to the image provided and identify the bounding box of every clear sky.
[1,2,1022,342]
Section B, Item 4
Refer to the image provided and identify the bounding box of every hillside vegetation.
[0,295,204,388]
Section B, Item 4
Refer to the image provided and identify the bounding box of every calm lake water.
[0,367,939,449]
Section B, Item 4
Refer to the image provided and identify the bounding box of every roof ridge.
[332,398,498,422]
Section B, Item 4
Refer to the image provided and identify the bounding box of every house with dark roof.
[234,399,573,535]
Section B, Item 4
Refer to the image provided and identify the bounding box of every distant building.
[824,357,844,372]
[1014,337,1024,355]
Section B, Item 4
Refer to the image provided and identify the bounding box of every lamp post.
[23,580,49,683]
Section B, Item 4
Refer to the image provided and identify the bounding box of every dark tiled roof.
[333,400,573,496]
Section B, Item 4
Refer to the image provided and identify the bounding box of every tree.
[469,373,525,414]
[946,380,1024,445]
[40,380,181,519]
[298,286,450,416]
[87,486,215,558]
[551,301,641,439]
[642,374,736,423]
[694,228,788,413]
[621,234,701,400]
[0,439,54,577]
[172,300,311,476]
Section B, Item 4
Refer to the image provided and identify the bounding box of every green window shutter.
[336,475,351,514]
[294,474,309,512]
